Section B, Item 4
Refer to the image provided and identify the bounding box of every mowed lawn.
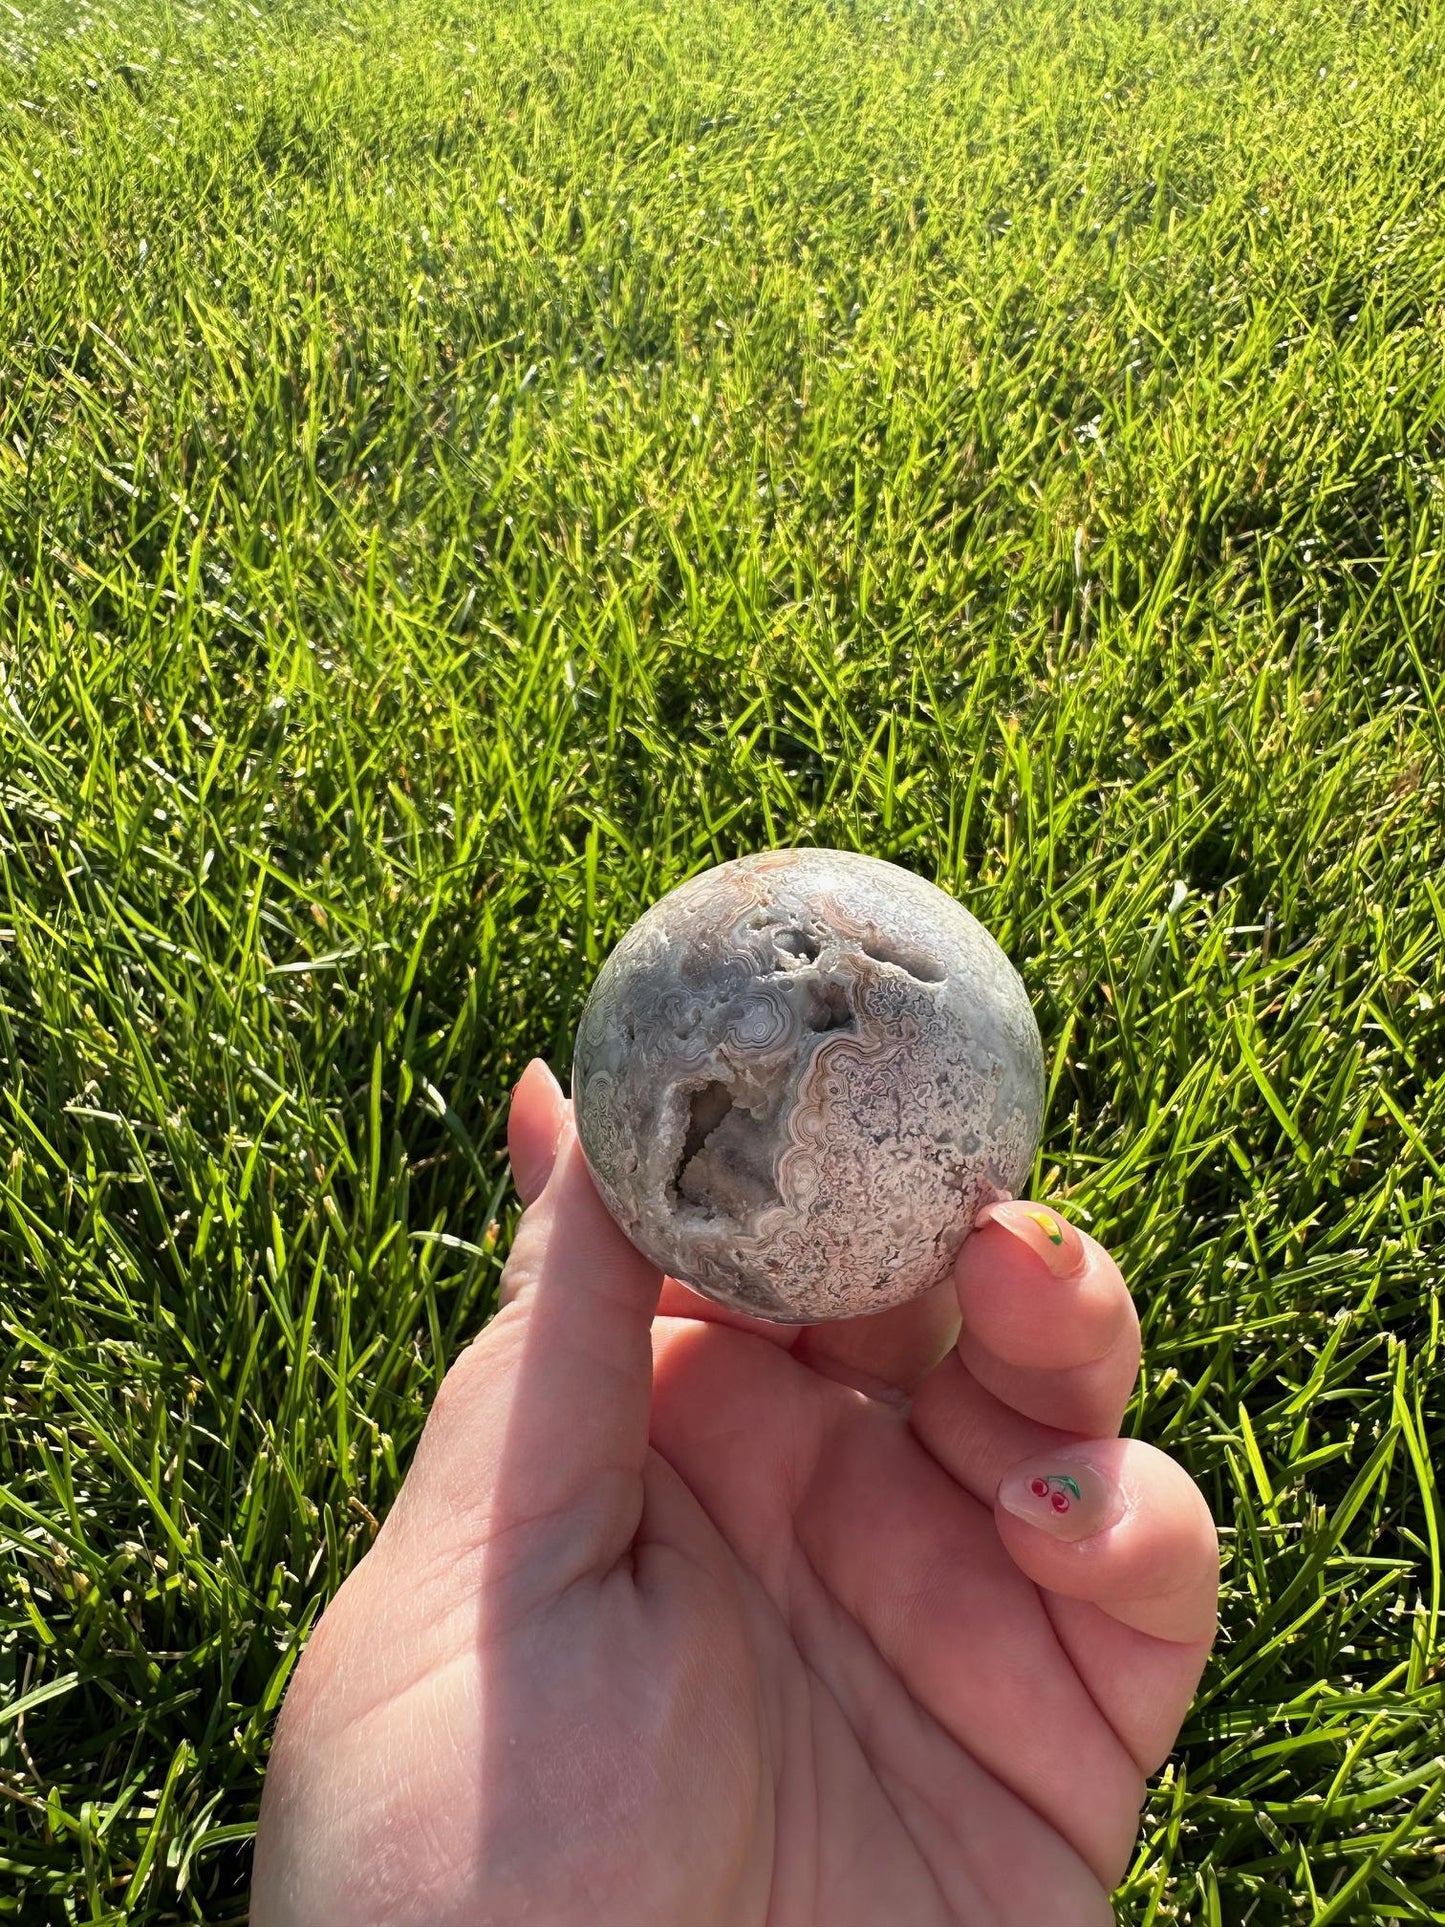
[2,0,1443,1917]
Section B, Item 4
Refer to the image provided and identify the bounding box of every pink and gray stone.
[571,848,1044,1323]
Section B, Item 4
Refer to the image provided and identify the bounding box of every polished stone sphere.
[571,848,1044,1323]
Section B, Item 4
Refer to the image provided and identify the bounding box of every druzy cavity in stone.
[571,848,1044,1323]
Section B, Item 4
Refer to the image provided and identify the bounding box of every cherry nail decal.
[1028,1473,1083,1515]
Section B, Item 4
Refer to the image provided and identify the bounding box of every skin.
[252,1057,1218,1927]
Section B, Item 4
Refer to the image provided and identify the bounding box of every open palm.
[253,1059,1217,1927]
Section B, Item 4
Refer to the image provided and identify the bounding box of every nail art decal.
[998,1457,1125,1539]
[1028,1473,1082,1516]
[1025,1209,1065,1247]
[974,1198,1087,1277]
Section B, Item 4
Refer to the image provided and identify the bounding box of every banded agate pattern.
[571,849,1044,1323]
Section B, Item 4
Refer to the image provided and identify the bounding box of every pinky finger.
[993,1436,1219,1645]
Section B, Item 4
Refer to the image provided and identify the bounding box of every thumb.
[506,1055,568,1206]
[492,1086,663,1582]
[400,1059,663,1593]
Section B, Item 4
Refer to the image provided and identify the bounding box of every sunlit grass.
[1,0,1442,1918]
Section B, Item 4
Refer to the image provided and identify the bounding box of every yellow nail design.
[1025,1209,1065,1247]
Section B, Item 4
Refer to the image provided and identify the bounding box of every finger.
[506,1056,569,1206]
[791,1277,961,1400]
[656,1275,798,1344]
[655,1273,960,1399]
[403,1091,662,1595]
[994,1436,1219,1646]
[952,1202,1141,1436]
[909,1204,1141,1509]
[498,1061,570,1309]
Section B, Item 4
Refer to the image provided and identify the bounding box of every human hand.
[252,1057,1218,1926]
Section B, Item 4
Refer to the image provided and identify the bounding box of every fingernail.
[508,1061,566,1202]
[973,1200,1087,1279]
[997,1457,1125,1543]
[510,1057,562,1105]
[530,1058,564,1099]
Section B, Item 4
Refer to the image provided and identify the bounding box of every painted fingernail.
[973,1200,1087,1278]
[996,1458,1125,1542]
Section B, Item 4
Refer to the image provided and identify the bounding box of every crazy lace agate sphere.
[571,848,1044,1323]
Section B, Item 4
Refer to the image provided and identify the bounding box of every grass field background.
[2,0,1443,1917]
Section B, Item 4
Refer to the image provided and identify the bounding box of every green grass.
[1,0,1442,1916]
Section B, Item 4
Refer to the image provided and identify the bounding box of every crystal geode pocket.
[571,848,1044,1323]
